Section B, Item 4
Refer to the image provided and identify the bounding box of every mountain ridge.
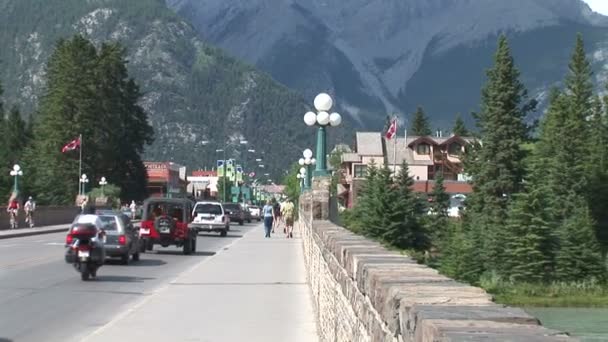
[168,0,608,129]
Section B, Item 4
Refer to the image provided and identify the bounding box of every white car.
[191,201,230,237]
[248,206,262,221]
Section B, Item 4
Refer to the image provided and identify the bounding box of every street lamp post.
[80,174,89,195]
[9,164,23,194]
[99,177,108,197]
[297,167,306,194]
[216,149,227,202]
[304,93,342,177]
[298,149,316,191]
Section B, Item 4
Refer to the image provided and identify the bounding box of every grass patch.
[480,273,608,307]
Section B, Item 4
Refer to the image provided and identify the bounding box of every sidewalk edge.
[0,228,68,240]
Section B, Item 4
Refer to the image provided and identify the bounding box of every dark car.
[223,203,245,225]
[139,198,197,255]
[79,211,140,264]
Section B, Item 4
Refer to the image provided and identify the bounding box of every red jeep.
[139,198,197,255]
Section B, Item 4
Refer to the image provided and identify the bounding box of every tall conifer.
[411,106,432,136]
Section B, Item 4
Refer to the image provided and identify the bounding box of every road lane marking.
[0,244,20,248]
[45,242,65,246]
[80,228,256,341]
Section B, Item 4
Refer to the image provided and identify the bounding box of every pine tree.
[357,161,386,239]
[462,35,530,278]
[427,172,450,245]
[452,114,469,136]
[24,36,153,204]
[502,186,555,283]
[411,106,432,136]
[382,161,428,250]
[554,196,606,282]
[439,220,473,280]
[589,94,608,256]
[4,106,28,165]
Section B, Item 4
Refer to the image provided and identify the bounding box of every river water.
[525,308,608,341]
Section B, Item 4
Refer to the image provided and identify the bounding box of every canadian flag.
[61,137,81,153]
[385,118,397,140]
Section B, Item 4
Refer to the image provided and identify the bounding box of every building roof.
[384,137,434,166]
[341,153,361,163]
[356,132,383,156]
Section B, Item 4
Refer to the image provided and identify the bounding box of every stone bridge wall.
[298,187,575,342]
[0,206,79,230]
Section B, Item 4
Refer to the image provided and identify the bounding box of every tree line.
[0,35,153,205]
[342,33,608,287]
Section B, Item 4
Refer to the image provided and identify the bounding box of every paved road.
[0,224,255,342]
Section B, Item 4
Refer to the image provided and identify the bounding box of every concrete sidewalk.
[84,224,319,342]
[0,224,69,239]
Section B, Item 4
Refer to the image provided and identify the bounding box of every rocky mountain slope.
[168,0,608,129]
[0,0,349,179]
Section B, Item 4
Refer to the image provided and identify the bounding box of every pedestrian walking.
[262,199,275,238]
[272,198,283,234]
[281,199,295,238]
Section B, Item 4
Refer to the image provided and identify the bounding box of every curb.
[0,227,69,240]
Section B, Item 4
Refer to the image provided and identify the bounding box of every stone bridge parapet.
[298,179,575,341]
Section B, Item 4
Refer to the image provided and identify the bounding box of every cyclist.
[7,194,20,229]
[24,196,36,228]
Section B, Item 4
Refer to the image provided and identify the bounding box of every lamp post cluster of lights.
[298,149,316,191]
[10,164,23,193]
[303,93,341,177]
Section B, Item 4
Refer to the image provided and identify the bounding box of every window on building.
[354,165,367,178]
[417,143,431,155]
[448,142,462,155]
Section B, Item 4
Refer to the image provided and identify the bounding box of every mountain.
[167,0,608,130]
[0,0,350,180]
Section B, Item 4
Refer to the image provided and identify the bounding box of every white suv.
[191,201,230,237]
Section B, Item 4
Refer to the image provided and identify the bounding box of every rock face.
[168,0,608,128]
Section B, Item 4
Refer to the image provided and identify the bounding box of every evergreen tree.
[439,220,473,280]
[427,172,450,245]
[411,106,432,136]
[590,94,608,256]
[382,161,428,250]
[452,114,469,136]
[24,36,153,204]
[356,160,384,238]
[554,196,606,282]
[216,177,234,202]
[4,106,28,165]
[503,186,555,282]
[462,35,530,278]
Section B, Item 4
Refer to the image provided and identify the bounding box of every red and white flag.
[61,137,81,153]
[385,118,397,140]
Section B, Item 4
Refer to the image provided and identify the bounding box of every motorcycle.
[65,223,106,281]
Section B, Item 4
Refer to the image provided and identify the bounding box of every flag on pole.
[61,137,81,153]
[385,118,397,140]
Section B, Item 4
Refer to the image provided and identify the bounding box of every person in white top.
[24,196,36,228]
[130,200,137,219]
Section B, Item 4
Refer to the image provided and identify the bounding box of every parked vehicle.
[64,215,106,281]
[248,206,261,222]
[139,198,197,255]
[95,210,140,264]
[223,203,245,225]
[243,206,252,223]
[191,201,230,237]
